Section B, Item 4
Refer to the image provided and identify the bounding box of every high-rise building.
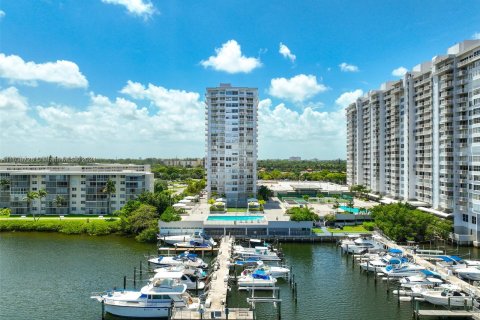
[346,40,480,244]
[205,84,258,207]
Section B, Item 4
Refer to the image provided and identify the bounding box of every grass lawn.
[327,225,372,233]
[312,228,323,234]
[226,207,248,212]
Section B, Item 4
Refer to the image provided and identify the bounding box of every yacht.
[379,263,425,278]
[436,256,467,271]
[233,245,281,261]
[232,257,262,267]
[360,255,406,273]
[151,271,205,291]
[91,273,198,318]
[340,236,384,254]
[400,275,444,289]
[238,271,277,289]
[154,265,208,280]
[242,261,290,279]
[148,252,208,269]
[174,240,215,249]
[159,232,216,247]
[455,266,480,281]
[421,288,472,307]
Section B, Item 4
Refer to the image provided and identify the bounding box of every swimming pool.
[339,206,368,214]
[207,215,264,221]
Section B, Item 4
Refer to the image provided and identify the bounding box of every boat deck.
[414,309,476,319]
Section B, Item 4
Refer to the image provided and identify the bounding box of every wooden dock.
[414,309,476,319]
[171,236,254,320]
[157,246,219,255]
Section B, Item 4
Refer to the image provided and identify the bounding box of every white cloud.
[268,74,327,102]
[392,66,408,77]
[473,32,480,40]
[0,87,40,141]
[258,98,346,158]
[339,62,359,72]
[101,0,156,18]
[0,53,88,88]
[335,89,364,108]
[200,40,262,74]
[279,43,296,63]
[0,10,5,19]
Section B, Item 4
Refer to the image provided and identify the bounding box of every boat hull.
[104,303,170,318]
[423,295,471,307]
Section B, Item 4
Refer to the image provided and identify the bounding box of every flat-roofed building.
[205,84,258,207]
[346,40,480,244]
[0,164,154,215]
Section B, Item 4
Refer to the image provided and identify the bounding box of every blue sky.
[0,0,479,159]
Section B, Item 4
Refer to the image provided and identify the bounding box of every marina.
[6,231,480,319]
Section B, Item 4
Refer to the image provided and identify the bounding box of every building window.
[473,216,477,225]
[72,187,77,191]
[463,214,469,222]
[72,194,77,198]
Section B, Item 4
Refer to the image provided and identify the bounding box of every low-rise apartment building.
[0,164,154,215]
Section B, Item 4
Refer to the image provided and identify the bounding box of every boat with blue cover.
[238,269,278,288]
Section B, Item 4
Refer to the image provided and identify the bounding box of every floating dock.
[171,236,254,320]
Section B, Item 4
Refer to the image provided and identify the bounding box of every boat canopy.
[437,255,462,262]
[389,248,403,254]
[421,269,442,278]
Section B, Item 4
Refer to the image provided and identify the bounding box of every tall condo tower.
[346,40,480,244]
[205,84,258,207]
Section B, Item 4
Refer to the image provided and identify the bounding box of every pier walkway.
[171,236,254,319]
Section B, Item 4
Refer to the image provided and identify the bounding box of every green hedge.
[0,219,121,236]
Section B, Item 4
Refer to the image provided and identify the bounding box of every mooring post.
[397,284,400,305]
[101,299,105,320]
[295,282,298,304]
[123,275,126,290]
[346,244,349,256]
[134,267,137,289]
[196,279,199,296]
[140,261,142,277]
[386,275,390,295]
[352,253,355,268]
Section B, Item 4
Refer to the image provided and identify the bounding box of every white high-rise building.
[346,40,480,244]
[205,84,258,207]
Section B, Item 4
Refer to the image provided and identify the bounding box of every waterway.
[1,233,479,320]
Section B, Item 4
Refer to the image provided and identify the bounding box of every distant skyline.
[1,0,480,159]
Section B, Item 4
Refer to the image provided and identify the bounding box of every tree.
[160,206,182,222]
[257,185,273,201]
[102,179,116,215]
[303,195,310,202]
[287,207,319,222]
[24,191,39,221]
[154,180,168,193]
[0,178,10,191]
[53,195,67,214]
[324,213,336,226]
[37,188,48,218]
[208,198,215,205]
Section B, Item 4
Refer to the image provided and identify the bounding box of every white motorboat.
[379,262,425,278]
[400,276,444,289]
[174,240,215,249]
[151,271,205,291]
[160,231,216,247]
[421,288,472,307]
[148,252,208,269]
[244,261,290,279]
[340,236,384,254]
[238,271,277,289]
[436,256,467,271]
[233,245,281,261]
[91,273,198,318]
[360,259,388,272]
[455,266,480,281]
[154,265,208,280]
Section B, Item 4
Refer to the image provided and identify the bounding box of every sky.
[0,0,479,160]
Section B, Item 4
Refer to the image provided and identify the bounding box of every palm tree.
[24,191,39,221]
[0,178,10,191]
[53,195,67,214]
[37,189,48,217]
[102,179,116,215]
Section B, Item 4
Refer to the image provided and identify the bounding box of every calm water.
[1,233,479,320]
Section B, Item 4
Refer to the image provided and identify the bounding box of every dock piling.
[123,275,126,290]
[134,267,137,289]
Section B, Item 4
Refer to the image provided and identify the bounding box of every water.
[339,205,366,214]
[207,215,264,221]
[1,233,479,320]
